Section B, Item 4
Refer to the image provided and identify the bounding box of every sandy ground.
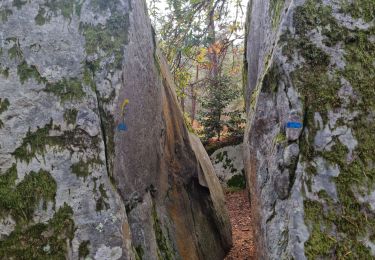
[224,190,254,260]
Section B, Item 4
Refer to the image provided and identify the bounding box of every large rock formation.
[244,0,374,259]
[210,144,245,188]
[0,0,231,259]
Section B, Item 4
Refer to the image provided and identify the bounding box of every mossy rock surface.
[0,165,75,259]
[227,174,246,190]
[244,0,375,258]
[286,0,375,258]
[0,203,75,259]
[0,0,137,258]
[0,0,232,259]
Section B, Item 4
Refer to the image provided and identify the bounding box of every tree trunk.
[191,65,199,125]
[207,8,219,81]
[207,4,223,141]
[217,111,221,141]
[181,94,185,113]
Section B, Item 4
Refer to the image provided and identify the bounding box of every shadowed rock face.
[244,0,375,259]
[0,0,231,259]
[114,2,232,256]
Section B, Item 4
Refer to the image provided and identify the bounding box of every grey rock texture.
[286,110,303,141]
[244,0,375,259]
[210,144,244,186]
[0,0,231,259]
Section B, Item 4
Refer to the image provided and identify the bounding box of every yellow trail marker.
[118,98,129,132]
[120,99,129,116]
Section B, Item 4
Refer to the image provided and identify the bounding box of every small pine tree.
[225,109,246,138]
[199,76,238,141]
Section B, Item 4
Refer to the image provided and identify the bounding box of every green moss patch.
[152,204,174,260]
[44,0,75,19]
[341,27,375,112]
[287,0,375,258]
[12,120,57,163]
[214,150,239,175]
[262,63,281,93]
[304,197,374,259]
[291,68,341,122]
[340,0,375,23]
[0,98,10,114]
[0,162,75,258]
[45,78,85,102]
[7,38,23,60]
[63,108,78,125]
[281,36,331,68]
[0,203,75,259]
[135,245,144,260]
[71,157,102,180]
[90,0,120,12]
[17,61,46,84]
[35,0,85,25]
[35,7,50,26]
[83,64,97,91]
[97,98,116,181]
[227,173,246,189]
[78,1,131,184]
[78,240,90,259]
[81,13,130,70]
[12,120,101,163]
[0,165,57,223]
[275,132,287,144]
[96,183,109,211]
[304,200,337,258]
[0,9,13,23]
[294,0,350,48]
[294,1,332,36]
[80,0,130,70]
[270,0,285,29]
[0,66,10,78]
[38,0,82,21]
[0,98,10,129]
[12,0,27,10]
[7,39,49,86]
[71,162,90,180]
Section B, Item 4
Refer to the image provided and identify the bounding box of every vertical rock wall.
[0,0,231,259]
[114,2,232,257]
[244,0,375,259]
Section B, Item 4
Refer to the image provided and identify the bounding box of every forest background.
[146,0,248,152]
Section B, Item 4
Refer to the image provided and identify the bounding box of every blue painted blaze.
[286,122,303,129]
[117,122,128,131]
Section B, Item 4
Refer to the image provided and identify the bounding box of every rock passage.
[225,190,254,260]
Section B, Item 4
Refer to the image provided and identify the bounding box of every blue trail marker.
[117,122,128,131]
[117,99,129,132]
[286,122,303,129]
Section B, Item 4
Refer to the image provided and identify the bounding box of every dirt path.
[225,190,254,260]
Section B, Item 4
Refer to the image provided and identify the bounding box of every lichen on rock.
[210,144,245,187]
[0,164,76,258]
[0,0,231,258]
[0,1,132,258]
[244,0,375,258]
